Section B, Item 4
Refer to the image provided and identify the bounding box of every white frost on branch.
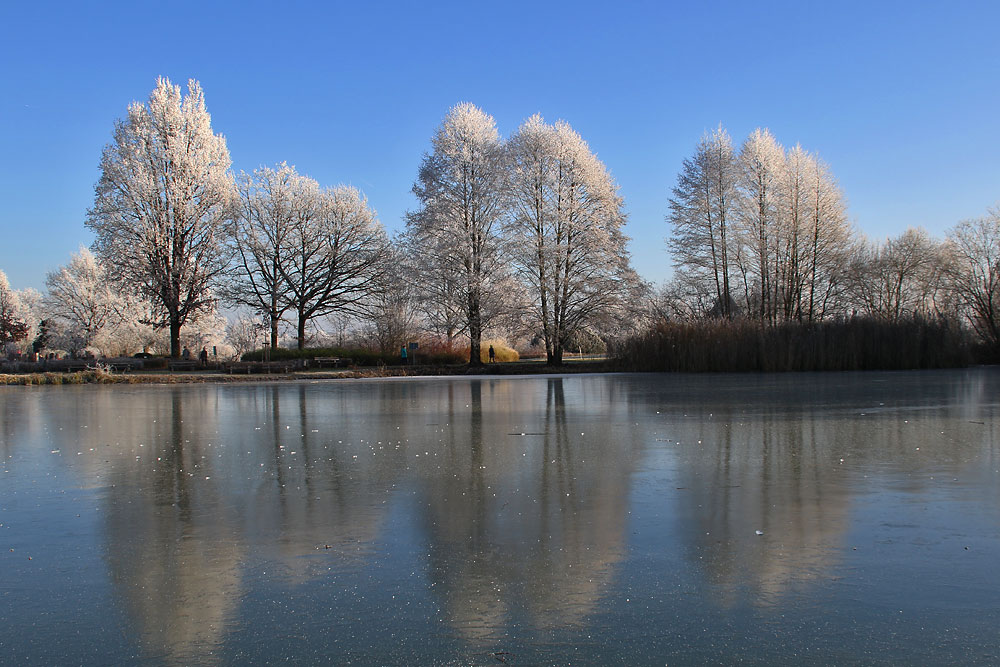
[86,76,235,357]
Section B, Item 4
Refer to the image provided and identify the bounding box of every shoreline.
[0,360,616,386]
[2,362,991,386]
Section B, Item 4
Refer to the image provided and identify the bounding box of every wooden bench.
[168,360,200,372]
[313,357,346,368]
[222,361,297,374]
[57,362,90,373]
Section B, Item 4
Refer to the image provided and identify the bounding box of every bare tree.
[226,163,300,349]
[849,228,945,321]
[407,103,508,365]
[86,77,235,357]
[401,227,468,346]
[360,246,420,354]
[651,278,709,322]
[280,182,391,349]
[507,115,635,364]
[667,126,739,319]
[945,211,1000,347]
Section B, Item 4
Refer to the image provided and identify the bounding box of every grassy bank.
[1,369,138,385]
[0,369,300,385]
[612,316,972,372]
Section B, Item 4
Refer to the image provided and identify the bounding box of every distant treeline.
[612,316,973,372]
[5,79,998,372]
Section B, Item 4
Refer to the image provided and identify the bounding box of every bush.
[242,346,395,366]
[406,338,468,365]
[420,349,469,365]
[970,341,1000,365]
[479,339,519,363]
[240,339,523,367]
[241,344,469,366]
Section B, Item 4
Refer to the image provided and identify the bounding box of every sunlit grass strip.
[0,371,256,385]
[0,369,122,385]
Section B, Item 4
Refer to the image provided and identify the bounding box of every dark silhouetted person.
[182,346,191,360]
[199,347,208,367]
[488,345,496,363]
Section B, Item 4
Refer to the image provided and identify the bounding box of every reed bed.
[612,316,972,372]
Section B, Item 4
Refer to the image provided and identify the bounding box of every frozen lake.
[2,369,999,664]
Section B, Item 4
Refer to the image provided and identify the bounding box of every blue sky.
[1,0,998,291]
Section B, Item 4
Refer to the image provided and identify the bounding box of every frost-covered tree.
[650,278,710,322]
[0,269,30,349]
[105,295,169,356]
[774,144,811,321]
[360,245,420,354]
[945,211,1000,347]
[44,247,123,353]
[800,153,852,321]
[668,129,855,325]
[180,310,229,359]
[86,77,235,357]
[280,181,391,349]
[408,103,508,365]
[225,163,299,349]
[507,115,635,364]
[402,225,468,346]
[11,287,42,355]
[667,126,739,319]
[849,228,946,322]
[225,315,267,361]
[734,128,785,320]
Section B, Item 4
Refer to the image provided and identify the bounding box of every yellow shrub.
[480,339,519,363]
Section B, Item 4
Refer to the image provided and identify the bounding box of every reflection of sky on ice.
[0,369,998,664]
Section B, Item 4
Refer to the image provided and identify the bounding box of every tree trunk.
[169,318,182,358]
[548,341,563,366]
[297,314,306,350]
[270,290,280,349]
[467,268,483,365]
[468,314,483,366]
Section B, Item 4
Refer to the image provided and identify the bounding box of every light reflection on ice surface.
[0,369,998,664]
